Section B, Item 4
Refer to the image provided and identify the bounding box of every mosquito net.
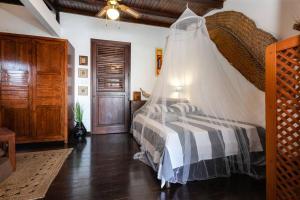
[132,8,265,187]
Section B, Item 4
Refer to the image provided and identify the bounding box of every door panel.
[36,74,62,97]
[96,95,125,125]
[0,36,32,140]
[32,40,65,139]
[35,106,61,136]
[36,42,62,74]
[92,39,130,134]
[2,107,30,137]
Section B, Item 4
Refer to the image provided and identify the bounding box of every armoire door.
[91,39,130,134]
[32,39,66,141]
[0,35,32,141]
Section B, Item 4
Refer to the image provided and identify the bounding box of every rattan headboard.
[206,11,277,91]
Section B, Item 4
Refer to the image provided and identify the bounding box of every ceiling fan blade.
[119,4,141,18]
[96,5,109,17]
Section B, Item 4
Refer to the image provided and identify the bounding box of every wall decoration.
[79,55,88,65]
[78,86,88,96]
[156,48,163,76]
[78,68,88,78]
[140,88,150,98]
[133,91,141,101]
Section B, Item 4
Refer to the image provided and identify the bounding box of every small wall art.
[156,48,163,76]
[78,86,88,96]
[79,55,88,65]
[78,68,88,78]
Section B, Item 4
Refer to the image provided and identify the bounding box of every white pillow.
[170,103,199,113]
[148,104,175,113]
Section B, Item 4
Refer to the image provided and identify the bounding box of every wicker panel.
[206,11,277,91]
[275,45,300,200]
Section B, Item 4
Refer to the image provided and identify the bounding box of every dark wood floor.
[17,134,266,200]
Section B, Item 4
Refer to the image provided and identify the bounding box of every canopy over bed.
[133,8,272,187]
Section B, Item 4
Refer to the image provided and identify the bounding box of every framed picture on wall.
[79,55,88,65]
[78,86,88,96]
[78,68,88,78]
[156,48,163,76]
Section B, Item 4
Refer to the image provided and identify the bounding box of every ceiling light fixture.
[107,7,120,20]
[96,0,140,21]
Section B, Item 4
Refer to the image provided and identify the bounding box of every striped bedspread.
[133,112,265,173]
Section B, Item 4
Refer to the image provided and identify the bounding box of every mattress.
[132,112,265,186]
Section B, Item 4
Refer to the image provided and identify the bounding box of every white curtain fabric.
[133,8,265,186]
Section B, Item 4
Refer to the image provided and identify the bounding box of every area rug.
[0,148,73,200]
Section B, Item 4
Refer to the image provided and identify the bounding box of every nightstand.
[130,100,147,124]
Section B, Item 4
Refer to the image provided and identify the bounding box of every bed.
[131,11,275,187]
[132,104,265,187]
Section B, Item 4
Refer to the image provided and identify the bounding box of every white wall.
[0,3,51,37]
[20,0,61,36]
[206,0,300,40]
[277,0,300,39]
[60,13,169,131]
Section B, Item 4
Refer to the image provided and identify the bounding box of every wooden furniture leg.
[8,134,16,171]
[0,128,16,171]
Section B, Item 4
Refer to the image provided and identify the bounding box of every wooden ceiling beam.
[59,6,172,27]
[186,0,224,8]
[0,0,23,5]
[51,0,225,27]
[0,0,224,26]
[43,0,60,22]
[58,0,180,18]
[56,0,178,24]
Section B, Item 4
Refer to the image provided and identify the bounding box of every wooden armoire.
[0,32,74,144]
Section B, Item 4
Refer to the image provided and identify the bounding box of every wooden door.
[0,35,32,141]
[32,39,67,141]
[91,39,130,134]
[266,35,300,200]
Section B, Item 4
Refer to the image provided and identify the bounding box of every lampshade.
[107,8,120,20]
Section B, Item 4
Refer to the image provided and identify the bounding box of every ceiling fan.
[96,0,141,20]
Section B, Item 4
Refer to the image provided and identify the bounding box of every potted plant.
[72,102,87,141]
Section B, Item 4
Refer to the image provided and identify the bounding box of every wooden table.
[130,100,147,124]
[0,128,16,171]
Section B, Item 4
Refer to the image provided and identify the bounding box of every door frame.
[90,38,131,134]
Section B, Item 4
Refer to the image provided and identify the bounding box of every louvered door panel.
[97,46,125,92]
[0,36,32,140]
[92,39,130,134]
[266,35,300,200]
